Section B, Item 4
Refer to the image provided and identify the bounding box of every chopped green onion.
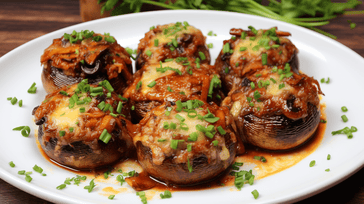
[136,81,142,90]
[154,39,159,47]
[188,132,198,142]
[33,165,43,173]
[145,50,152,57]
[25,174,32,183]
[199,51,206,60]
[309,160,316,167]
[327,154,331,160]
[108,195,115,200]
[341,115,348,122]
[59,130,66,137]
[217,126,226,135]
[27,82,37,94]
[212,140,218,146]
[147,81,156,88]
[160,190,172,199]
[341,106,348,112]
[56,184,67,190]
[175,114,185,122]
[10,97,18,105]
[251,189,259,199]
[84,179,96,193]
[187,158,193,173]
[9,161,15,168]
[223,43,230,54]
[261,53,268,65]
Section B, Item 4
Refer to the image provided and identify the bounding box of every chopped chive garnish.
[222,43,230,54]
[25,174,32,182]
[59,130,66,137]
[145,50,152,57]
[116,101,123,114]
[27,82,37,94]
[69,127,74,132]
[9,161,15,168]
[147,81,156,88]
[136,81,142,90]
[18,100,23,107]
[170,139,184,149]
[84,179,96,193]
[18,170,26,175]
[160,190,172,199]
[167,86,173,92]
[261,53,268,65]
[60,91,68,96]
[108,195,115,200]
[251,189,259,199]
[327,154,331,160]
[187,144,192,152]
[10,97,18,105]
[33,165,43,173]
[341,106,348,112]
[187,158,193,173]
[154,39,159,47]
[240,47,247,51]
[99,129,112,144]
[309,160,316,167]
[341,115,348,122]
[79,107,86,113]
[217,126,226,135]
[188,132,198,142]
[212,140,218,146]
[175,114,185,122]
[56,184,67,190]
[199,51,206,60]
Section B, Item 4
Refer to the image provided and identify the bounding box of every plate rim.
[1,9,364,204]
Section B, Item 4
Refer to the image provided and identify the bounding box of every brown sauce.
[35,104,327,196]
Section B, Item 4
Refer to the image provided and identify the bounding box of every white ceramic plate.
[1,10,364,204]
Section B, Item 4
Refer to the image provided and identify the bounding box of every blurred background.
[0,0,363,203]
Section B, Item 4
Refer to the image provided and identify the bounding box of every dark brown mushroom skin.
[36,121,133,170]
[237,103,320,151]
[40,33,133,94]
[135,137,236,186]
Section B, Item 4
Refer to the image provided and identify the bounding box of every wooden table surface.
[1,0,363,203]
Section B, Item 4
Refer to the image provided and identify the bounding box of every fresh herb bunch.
[97,0,363,39]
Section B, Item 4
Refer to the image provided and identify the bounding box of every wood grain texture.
[0,0,363,203]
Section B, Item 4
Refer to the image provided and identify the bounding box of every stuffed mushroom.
[215,27,299,94]
[40,30,133,94]
[135,22,210,70]
[221,64,323,151]
[123,57,224,121]
[33,80,134,170]
[133,100,242,185]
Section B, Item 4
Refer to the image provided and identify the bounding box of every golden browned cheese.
[135,22,210,70]
[40,32,133,94]
[222,67,322,120]
[123,57,224,120]
[33,82,134,169]
[215,27,299,93]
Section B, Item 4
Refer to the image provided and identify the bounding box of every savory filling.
[223,63,322,120]
[41,30,132,80]
[136,22,210,68]
[34,80,129,145]
[134,100,234,169]
[124,57,223,119]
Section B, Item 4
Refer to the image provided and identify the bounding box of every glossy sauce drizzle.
[35,105,326,193]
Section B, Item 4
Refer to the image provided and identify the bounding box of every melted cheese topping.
[158,111,208,140]
[140,61,185,94]
[153,23,199,45]
[266,74,294,96]
[48,96,89,130]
